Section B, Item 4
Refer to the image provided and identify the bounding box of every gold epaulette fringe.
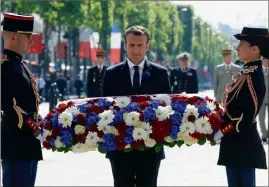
[13,98,26,129]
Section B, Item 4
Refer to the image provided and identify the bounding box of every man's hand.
[214,130,223,142]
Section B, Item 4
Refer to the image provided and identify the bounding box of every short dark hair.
[124,25,150,44]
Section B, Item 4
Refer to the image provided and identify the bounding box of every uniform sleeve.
[193,70,198,93]
[87,69,92,97]
[213,66,218,97]
[170,70,174,93]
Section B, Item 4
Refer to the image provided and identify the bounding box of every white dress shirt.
[127,58,146,86]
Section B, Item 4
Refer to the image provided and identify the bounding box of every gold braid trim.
[247,76,258,115]
[13,98,26,129]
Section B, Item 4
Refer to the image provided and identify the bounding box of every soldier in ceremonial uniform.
[213,49,241,103]
[170,52,198,94]
[214,27,268,187]
[87,49,107,97]
[258,57,269,143]
[1,13,43,186]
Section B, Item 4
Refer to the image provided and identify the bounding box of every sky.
[170,1,268,29]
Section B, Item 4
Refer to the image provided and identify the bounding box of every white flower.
[125,111,140,126]
[180,122,196,134]
[105,97,114,102]
[72,143,88,153]
[152,94,171,105]
[58,112,73,128]
[141,122,153,135]
[86,132,99,145]
[98,110,115,126]
[133,127,148,141]
[183,134,198,146]
[156,106,174,121]
[85,144,97,151]
[181,92,189,97]
[177,132,184,141]
[65,106,79,116]
[195,116,212,134]
[183,104,199,120]
[115,96,131,108]
[206,101,216,112]
[125,144,131,149]
[74,125,86,135]
[54,137,64,148]
[164,136,174,143]
[144,138,156,147]
[97,123,111,134]
[43,129,52,138]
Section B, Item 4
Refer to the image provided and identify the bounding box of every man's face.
[124,34,149,65]
[16,33,34,54]
[179,59,188,68]
[262,58,269,67]
[223,55,232,64]
[96,56,105,65]
[236,40,258,62]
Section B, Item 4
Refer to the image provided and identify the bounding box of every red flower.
[205,96,214,103]
[190,132,203,139]
[114,135,126,150]
[44,122,52,130]
[57,103,67,113]
[115,122,126,138]
[139,112,144,121]
[150,120,171,144]
[113,106,120,110]
[131,95,151,103]
[208,113,222,131]
[97,131,104,138]
[139,101,149,110]
[187,115,196,122]
[67,101,75,108]
[76,134,86,143]
[52,128,61,137]
[161,101,166,107]
[131,140,145,148]
[77,114,86,126]
[46,136,52,142]
[88,105,102,114]
[88,125,98,132]
[43,141,51,149]
[207,134,213,141]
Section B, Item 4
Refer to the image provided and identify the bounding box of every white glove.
[214,130,223,142]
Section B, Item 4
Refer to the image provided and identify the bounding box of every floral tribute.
[40,94,224,153]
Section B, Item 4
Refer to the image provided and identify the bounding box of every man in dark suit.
[1,13,43,186]
[170,52,198,94]
[102,26,171,187]
[87,49,107,97]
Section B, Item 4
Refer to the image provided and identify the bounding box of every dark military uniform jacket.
[218,60,267,169]
[170,67,198,94]
[1,49,43,160]
[87,65,107,97]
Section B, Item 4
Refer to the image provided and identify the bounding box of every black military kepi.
[234,27,269,45]
[1,12,36,34]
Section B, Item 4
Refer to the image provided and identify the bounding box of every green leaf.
[176,141,184,148]
[197,135,207,145]
[124,148,133,153]
[52,147,57,152]
[98,146,106,154]
[210,140,217,146]
[154,144,163,153]
[135,147,145,151]
[168,142,176,148]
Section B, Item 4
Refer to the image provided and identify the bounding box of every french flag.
[78,28,91,59]
[110,24,121,64]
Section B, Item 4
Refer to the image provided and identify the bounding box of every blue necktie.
[133,66,140,89]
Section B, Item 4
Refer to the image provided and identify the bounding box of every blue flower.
[143,107,156,121]
[195,104,211,114]
[123,102,139,112]
[170,111,183,126]
[126,127,134,135]
[60,128,73,146]
[169,132,178,140]
[85,112,100,128]
[113,110,123,124]
[77,103,92,113]
[171,101,187,113]
[72,116,78,124]
[149,100,161,109]
[51,113,62,128]
[142,70,151,79]
[97,98,113,110]
[99,141,116,152]
[103,133,115,142]
[124,136,134,144]
[50,139,55,147]
[171,125,179,134]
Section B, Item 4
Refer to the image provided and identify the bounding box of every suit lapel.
[140,60,152,92]
[121,61,133,92]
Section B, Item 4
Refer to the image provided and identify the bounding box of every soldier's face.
[124,34,149,65]
[17,33,34,54]
[96,56,105,65]
[223,55,232,64]
[236,40,259,62]
[179,59,188,68]
[262,58,269,67]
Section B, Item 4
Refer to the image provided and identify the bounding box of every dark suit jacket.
[87,65,107,97]
[102,59,171,159]
[1,49,42,160]
[170,67,198,94]
[218,60,267,169]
